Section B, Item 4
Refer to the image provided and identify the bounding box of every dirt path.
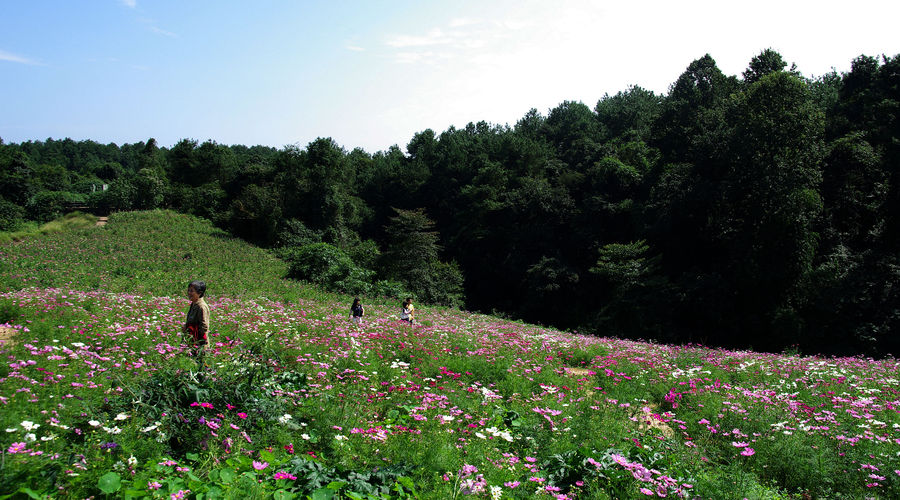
[0,326,15,347]
[96,216,108,226]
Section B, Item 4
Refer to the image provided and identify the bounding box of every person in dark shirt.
[349,297,364,326]
[183,280,210,363]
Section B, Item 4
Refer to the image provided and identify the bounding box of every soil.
[0,326,15,347]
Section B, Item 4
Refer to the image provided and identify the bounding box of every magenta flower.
[274,471,297,480]
[731,441,749,448]
[640,487,654,495]
[504,481,520,488]
[741,447,755,457]
[7,442,26,454]
[252,460,268,470]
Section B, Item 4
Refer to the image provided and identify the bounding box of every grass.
[0,211,98,245]
[1,210,898,499]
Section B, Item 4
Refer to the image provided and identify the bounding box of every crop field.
[1,211,898,499]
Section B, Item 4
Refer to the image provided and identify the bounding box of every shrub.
[283,242,376,294]
[0,197,25,231]
[25,190,84,223]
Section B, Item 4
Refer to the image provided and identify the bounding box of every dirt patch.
[633,404,675,438]
[0,326,16,347]
[96,217,109,227]
[564,367,593,377]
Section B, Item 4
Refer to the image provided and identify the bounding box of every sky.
[2,0,898,154]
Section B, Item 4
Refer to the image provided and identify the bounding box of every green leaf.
[397,476,415,490]
[98,472,122,494]
[273,490,295,500]
[186,452,200,462]
[311,488,335,500]
[16,488,43,500]
[326,481,347,490]
[259,449,277,464]
[219,468,235,483]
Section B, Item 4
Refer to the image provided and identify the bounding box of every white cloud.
[149,26,177,38]
[448,17,482,28]
[345,44,365,52]
[119,0,137,8]
[0,49,40,65]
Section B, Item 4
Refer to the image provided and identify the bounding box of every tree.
[743,48,788,84]
[133,168,167,210]
[714,71,825,347]
[380,207,464,306]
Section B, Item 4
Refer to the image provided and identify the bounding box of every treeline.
[2,50,898,356]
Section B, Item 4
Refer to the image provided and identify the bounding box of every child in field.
[183,280,210,363]
[349,297,364,326]
[400,297,415,324]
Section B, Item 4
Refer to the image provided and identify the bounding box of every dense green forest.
[2,50,898,357]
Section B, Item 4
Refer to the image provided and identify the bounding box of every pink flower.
[7,442,26,454]
[148,481,162,490]
[741,447,755,457]
[274,471,297,480]
[504,481,520,488]
[237,413,248,419]
[253,460,268,470]
[731,441,748,448]
[640,487,654,495]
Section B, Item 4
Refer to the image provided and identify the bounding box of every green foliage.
[25,190,84,223]
[0,197,25,231]
[284,242,374,295]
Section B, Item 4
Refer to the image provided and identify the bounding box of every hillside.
[1,211,899,499]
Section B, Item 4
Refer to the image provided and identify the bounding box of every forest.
[1,50,898,357]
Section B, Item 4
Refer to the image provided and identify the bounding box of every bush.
[276,218,322,249]
[25,190,85,223]
[0,197,25,231]
[283,242,375,294]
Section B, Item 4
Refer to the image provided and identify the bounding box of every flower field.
[1,211,899,499]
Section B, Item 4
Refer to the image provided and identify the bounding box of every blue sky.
[2,0,898,154]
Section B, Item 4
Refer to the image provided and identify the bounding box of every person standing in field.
[400,297,415,324]
[349,297,364,326]
[183,280,210,364]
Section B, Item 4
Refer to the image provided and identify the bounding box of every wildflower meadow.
[1,210,898,499]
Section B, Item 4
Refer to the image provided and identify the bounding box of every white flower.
[334,435,347,441]
[141,423,160,433]
[278,414,293,424]
[21,420,40,431]
[104,426,122,435]
[127,455,138,467]
[490,485,502,500]
[5,428,17,433]
[114,413,129,421]
[41,434,57,442]
[301,433,311,440]
[24,433,37,442]
[88,420,101,427]
[475,432,487,439]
